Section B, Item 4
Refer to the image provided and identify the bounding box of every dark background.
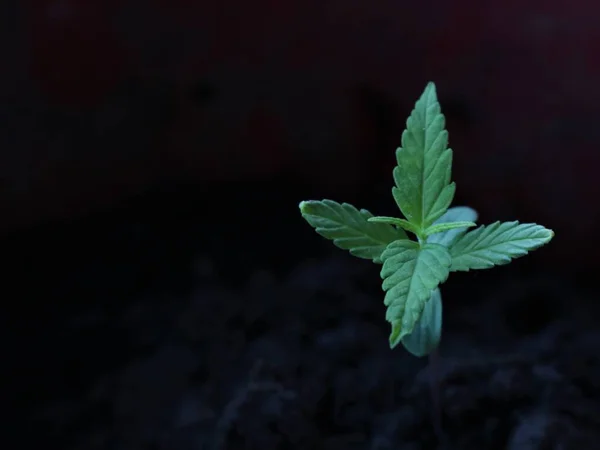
[4,1,600,449]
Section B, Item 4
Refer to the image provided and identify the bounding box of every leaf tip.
[538,225,555,243]
[388,322,402,349]
[423,81,437,99]
[299,200,311,214]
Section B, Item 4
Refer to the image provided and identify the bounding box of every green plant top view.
[299,82,554,358]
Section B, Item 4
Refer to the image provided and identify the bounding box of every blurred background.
[5,1,600,449]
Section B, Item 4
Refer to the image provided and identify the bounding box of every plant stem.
[428,347,445,441]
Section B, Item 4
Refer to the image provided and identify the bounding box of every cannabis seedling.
[298,82,554,434]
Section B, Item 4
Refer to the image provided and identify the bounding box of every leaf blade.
[392,82,455,231]
[299,200,408,263]
[398,287,443,357]
[449,221,554,271]
[380,241,451,340]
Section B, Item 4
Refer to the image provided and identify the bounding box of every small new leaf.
[392,82,456,231]
[368,216,420,235]
[296,82,555,359]
[449,221,554,272]
[380,240,451,340]
[299,200,407,263]
[424,221,476,237]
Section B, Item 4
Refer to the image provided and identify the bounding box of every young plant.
[299,82,554,358]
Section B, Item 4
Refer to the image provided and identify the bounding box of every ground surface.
[8,181,600,450]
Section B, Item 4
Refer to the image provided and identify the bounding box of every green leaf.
[424,221,476,237]
[299,200,408,263]
[428,206,478,247]
[392,82,456,231]
[380,240,451,339]
[398,288,443,357]
[368,216,420,235]
[449,221,554,272]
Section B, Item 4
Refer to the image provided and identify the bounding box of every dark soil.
[5,179,600,450]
